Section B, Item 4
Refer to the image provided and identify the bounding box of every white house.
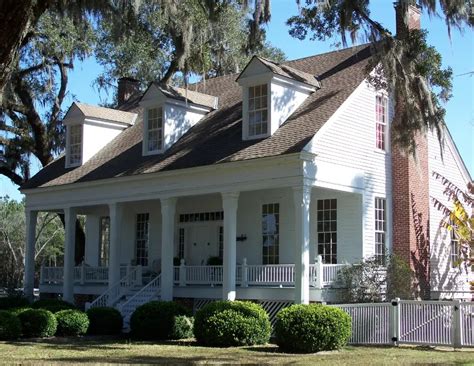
[20,3,472,319]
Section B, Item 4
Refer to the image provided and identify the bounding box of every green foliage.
[275,304,351,353]
[55,310,89,336]
[32,299,76,313]
[130,301,191,340]
[194,300,271,347]
[0,310,22,340]
[171,315,194,340]
[18,309,57,338]
[386,255,415,300]
[0,296,30,310]
[206,256,223,266]
[86,307,123,335]
[8,307,32,316]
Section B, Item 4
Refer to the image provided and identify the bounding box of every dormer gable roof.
[140,83,218,110]
[65,102,137,125]
[236,55,321,88]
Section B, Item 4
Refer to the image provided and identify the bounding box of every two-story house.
[21,2,472,321]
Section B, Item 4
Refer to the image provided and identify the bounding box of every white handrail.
[86,266,141,309]
[119,274,161,322]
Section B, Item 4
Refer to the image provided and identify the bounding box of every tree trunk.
[0,0,50,101]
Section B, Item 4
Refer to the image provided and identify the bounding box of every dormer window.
[248,84,269,137]
[146,107,164,153]
[68,124,82,167]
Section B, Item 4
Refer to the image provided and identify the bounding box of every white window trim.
[247,84,270,140]
[241,75,272,141]
[143,106,165,155]
[375,94,389,153]
[66,124,83,168]
[374,197,387,264]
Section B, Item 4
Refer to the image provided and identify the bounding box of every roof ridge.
[283,43,371,65]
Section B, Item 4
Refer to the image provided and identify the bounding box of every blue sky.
[1,0,472,200]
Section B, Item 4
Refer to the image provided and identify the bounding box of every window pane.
[316,199,337,264]
[262,203,279,264]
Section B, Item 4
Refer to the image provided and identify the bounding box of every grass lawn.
[0,337,473,365]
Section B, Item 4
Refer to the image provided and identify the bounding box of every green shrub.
[86,307,123,335]
[32,299,76,313]
[194,301,271,347]
[130,301,191,340]
[275,304,351,353]
[0,310,22,340]
[8,307,32,316]
[55,310,89,336]
[18,309,57,338]
[171,315,194,339]
[0,296,30,310]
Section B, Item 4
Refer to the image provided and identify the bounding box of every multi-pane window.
[450,225,459,268]
[317,199,337,264]
[135,213,150,266]
[178,227,185,260]
[375,95,388,151]
[99,216,110,267]
[68,124,82,166]
[262,203,279,264]
[147,107,163,152]
[248,84,268,137]
[179,211,223,223]
[374,198,387,265]
[218,226,224,260]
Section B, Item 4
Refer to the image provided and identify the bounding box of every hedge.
[130,301,191,340]
[86,307,123,335]
[274,304,352,353]
[194,301,271,347]
[0,297,30,310]
[0,310,22,340]
[18,309,57,338]
[55,310,89,336]
[32,299,76,313]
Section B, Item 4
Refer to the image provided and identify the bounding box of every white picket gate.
[334,299,474,348]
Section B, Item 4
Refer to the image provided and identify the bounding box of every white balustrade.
[244,264,295,286]
[185,265,223,285]
[322,263,350,285]
[120,274,161,324]
[40,265,139,285]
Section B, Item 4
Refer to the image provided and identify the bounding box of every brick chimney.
[117,77,140,107]
[391,1,431,299]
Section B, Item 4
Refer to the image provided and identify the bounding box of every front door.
[188,225,215,265]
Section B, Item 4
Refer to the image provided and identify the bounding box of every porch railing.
[40,264,140,286]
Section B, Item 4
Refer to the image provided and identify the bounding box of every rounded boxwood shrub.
[194,300,271,347]
[18,309,57,338]
[8,307,32,316]
[171,315,194,340]
[275,304,351,353]
[32,299,76,313]
[55,310,89,336]
[86,307,123,335]
[0,310,22,340]
[0,296,30,310]
[130,301,191,340]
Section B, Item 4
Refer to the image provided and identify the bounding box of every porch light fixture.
[236,234,247,242]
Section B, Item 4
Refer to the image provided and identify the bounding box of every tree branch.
[0,166,24,186]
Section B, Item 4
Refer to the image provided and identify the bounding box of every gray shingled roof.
[71,102,137,125]
[152,83,218,109]
[22,44,373,190]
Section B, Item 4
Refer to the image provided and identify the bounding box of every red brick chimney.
[391,1,431,299]
[117,77,140,107]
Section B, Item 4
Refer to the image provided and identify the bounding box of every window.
[178,227,185,260]
[179,211,223,223]
[375,95,388,151]
[68,124,82,166]
[248,84,268,137]
[218,226,224,260]
[450,225,459,268]
[374,198,386,265]
[317,199,337,264]
[147,107,163,152]
[135,213,150,266]
[99,216,110,267]
[262,203,279,264]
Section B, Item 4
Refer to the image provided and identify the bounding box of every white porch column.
[222,192,239,301]
[63,207,77,303]
[161,197,177,301]
[293,185,311,304]
[108,203,123,289]
[84,214,101,266]
[24,209,38,301]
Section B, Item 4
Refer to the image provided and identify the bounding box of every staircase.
[86,268,161,330]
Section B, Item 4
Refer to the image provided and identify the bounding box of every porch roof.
[22,44,372,191]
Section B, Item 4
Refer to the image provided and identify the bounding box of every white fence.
[40,264,137,285]
[335,299,474,348]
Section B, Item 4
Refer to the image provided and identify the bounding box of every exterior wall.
[428,129,472,299]
[305,80,392,260]
[82,122,123,164]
